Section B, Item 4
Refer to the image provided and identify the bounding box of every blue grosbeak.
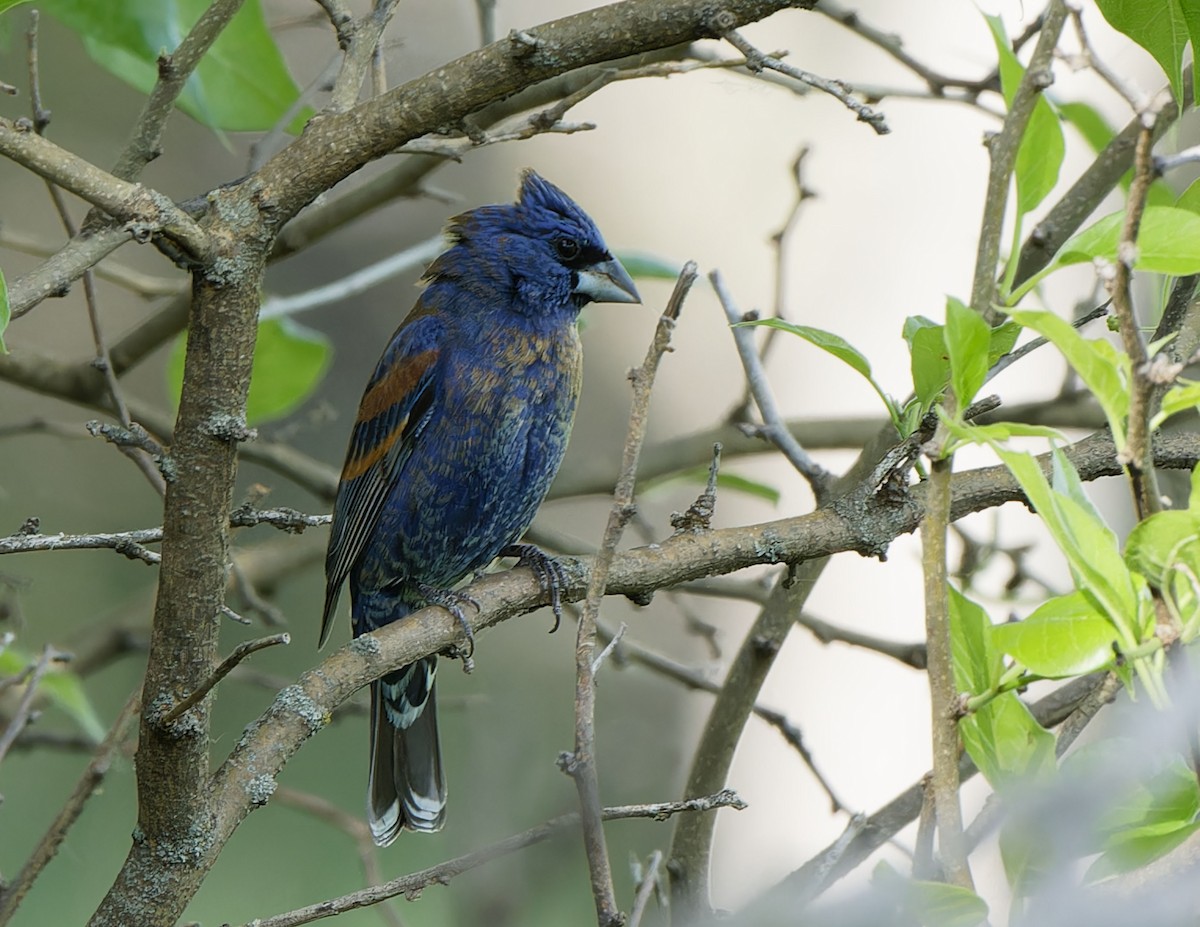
[321,171,640,845]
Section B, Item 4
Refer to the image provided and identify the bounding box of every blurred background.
[0,1,1183,924]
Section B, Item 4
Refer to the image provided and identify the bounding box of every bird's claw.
[501,543,568,633]
[417,582,480,661]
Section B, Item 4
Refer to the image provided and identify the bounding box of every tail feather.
[368,656,446,845]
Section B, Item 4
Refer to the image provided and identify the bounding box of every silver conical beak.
[575,258,641,305]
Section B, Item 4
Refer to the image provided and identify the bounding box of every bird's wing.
[320,311,445,646]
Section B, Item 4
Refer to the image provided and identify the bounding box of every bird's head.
[426,170,641,321]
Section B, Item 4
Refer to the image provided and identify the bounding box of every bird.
[320,170,641,846]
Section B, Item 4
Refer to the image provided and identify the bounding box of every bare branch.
[327,0,403,112]
[568,262,696,927]
[0,119,209,259]
[272,787,403,927]
[0,690,140,925]
[159,634,292,726]
[1110,113,1165,517]
[971,0,1068,318]
[0,646,67,767]
[108,0,248,181]
[244,792,745,927]
[721,27,889,133]
[711,269,834,499]
[627,850,664,927]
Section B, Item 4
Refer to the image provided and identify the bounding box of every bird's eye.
[554,237,581,261]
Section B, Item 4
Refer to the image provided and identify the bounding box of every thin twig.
[712,269,834,499]
[598,616,847,810]
[25,14,167,494]
[1064,4,1144,109]
[627,850,664,927]
[721,27,889,134]
[569,262,696,927]
[796,611,927,669]
[817,0,1002,99]
[159,634,290,726]
[1155,144,1200,174]
[327,0,403,112]
[108,0,248,182]
[0,689,140,925]
[766,675,1107,910]
[0,228,182,296]
[729,148,815,423]
[591,622,627,676]
[1,508,331,559]
[0,119,210,258]
[0,646,65,766]
[920,452,973,889]
[972,0,1068,318]
[274,787,403,927]
[1111,113,1164,518]
[474,0,497,45]
[249,53,342,171]
[243,791,745,927]
[259,235,444,319]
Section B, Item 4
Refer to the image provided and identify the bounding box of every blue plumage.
[322,171,640,845]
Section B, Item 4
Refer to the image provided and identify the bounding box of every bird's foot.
[501,543,569,633]
[417,583,480,668]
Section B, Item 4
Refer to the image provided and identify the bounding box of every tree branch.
[245,792,745,927]
[0,690,141,926]
[569,263,695,926]
[0,119,209,260]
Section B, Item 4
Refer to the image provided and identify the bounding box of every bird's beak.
[575,257,641,305]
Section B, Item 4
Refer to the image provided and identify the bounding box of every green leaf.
[741,319,871,378]
[906,880,990,927]
[945,297,990,407]
[41,0,308,132]
[1124,508,1200,640]
[988,320,1021,366]
[1054,206,1200,276]
[984,13,1064,214]
[1050,446,1106,527]
[642,467,781,505]
[0,265,8,354]
[168,317,332,425]
[1125,511,1200,589]
[1014,96,1065,216]
[1152,380,1200,430]
[1085,754,1200,879]
[995,448,1140,642]
[742,319,901,428]
[871,863,990,927]
[615,251,683,281]
[902,315,940,341]
[943,418,1065,447]
[908,323,950,408]
[1009,309,1129,450]
[949,586,999,695]
[961,693,1056,790]
[1059,101,1116,153]
[0,648,105,741]
[1000,818,1053,898]
[1176,178,1200,214]
[36,671,107,742]
[992,591,1118,677]
[985,13,1024,108]
[1095,0,1193,103]
[1088,821,1200,881]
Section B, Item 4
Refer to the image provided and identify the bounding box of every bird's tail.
[368,656,446,845]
